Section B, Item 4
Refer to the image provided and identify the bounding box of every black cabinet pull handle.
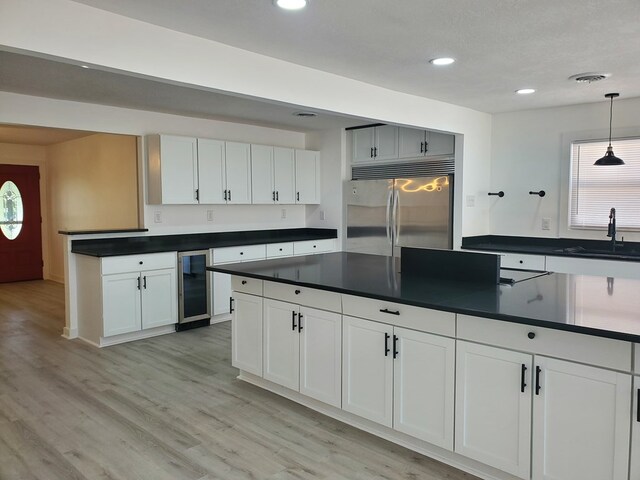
[637,389,640,422]
[420,141,424,153]
[384,332,390,356]
[528,332,536,339]
[292,311,297,331]
[296,192,300,202]
[223,190,227,201]
[298,313,303,332]
[276,191,279,201]
[380,308,400,316]
[228,190,232,201]
[529,190,546,197]
[535,366,542,395]
[229,297,234,313]
[424,142,428,152]
[272,191,276,201]
[195,188,200,202]
[521,364,527,393]
[295,289,301,295]
[143,276,147,289]
[393,335,399,359]
[370,147,374,158]
[241,280,247,285]
[374,147,378,157]
[137,276,141,290]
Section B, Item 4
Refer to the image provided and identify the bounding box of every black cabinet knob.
[139,261,143,265]
[528,332,536,339]
[240,252,244,255]
[242,280,247,285]
[519,260,524,264]
[279,248,283,251]
[295,289,301,295]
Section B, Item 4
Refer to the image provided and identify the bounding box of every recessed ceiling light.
[516,88,536,95]
[274,0,308,10]
[293,111,317,118]
[430,57,455,66]
[80,65,90,69]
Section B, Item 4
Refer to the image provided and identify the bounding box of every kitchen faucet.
[607,208,623,251]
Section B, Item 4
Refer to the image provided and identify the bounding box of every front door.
[0,165,43,282]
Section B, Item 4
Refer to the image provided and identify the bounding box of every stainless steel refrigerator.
[346,176,452,257]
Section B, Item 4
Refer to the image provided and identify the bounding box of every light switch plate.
[207,210,214,222]
[281,208,287,219]
[153,211,162,223]
[466,195,476,207]
[541,217,551,230]
[320,210,326,221]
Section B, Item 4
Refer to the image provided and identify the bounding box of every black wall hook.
[488,191,505,197]
[529,190,546,197]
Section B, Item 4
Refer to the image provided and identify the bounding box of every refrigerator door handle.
[392,189,399,245]
[385,188,393,245]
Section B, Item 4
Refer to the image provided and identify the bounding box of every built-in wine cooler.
[177,250,211,331]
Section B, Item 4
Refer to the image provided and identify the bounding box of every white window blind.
[570,138,640,230]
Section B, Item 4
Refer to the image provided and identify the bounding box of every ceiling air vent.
[569,72,610,84]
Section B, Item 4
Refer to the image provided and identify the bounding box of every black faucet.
[607,208,623,251]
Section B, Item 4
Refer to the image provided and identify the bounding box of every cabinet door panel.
[374,125,399,161]
[299,307,341,407]
[393,327,454,450]
[532,357,631,480]
[225,142,252,204]
[295,150,320,204]
[141,268,177,329]
[160,136,198,204]
[398,127,426,159]
[102,272,141,337]
[455,341,532,479]
[273,147,296,204]
[212,272,232,316]
[197,138,226,204]
[351,127,375,163]
[232,292,263,376]
[425,131,455,157]
[251,144,274,204]
[631,377,640,480]
[263,299,300,391]
[342,315,393,427]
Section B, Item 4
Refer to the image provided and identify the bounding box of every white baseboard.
[210,314,231,325]
[49,273,65,284]
[76,325,176,348]
[62,327,78,339]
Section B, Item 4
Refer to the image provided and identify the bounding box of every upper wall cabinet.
[398,127,455,159]
[352,125,399,163]
[223,142,252,204]
[147,135,199,204]
[295,149,320,204]
[251,145,296,205]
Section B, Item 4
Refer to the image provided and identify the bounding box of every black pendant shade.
[594,93,624,166]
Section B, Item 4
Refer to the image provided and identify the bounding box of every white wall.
[0,0,493,243]
[490,96,640,242]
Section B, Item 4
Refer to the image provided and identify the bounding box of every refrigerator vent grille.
[351,158,454,180]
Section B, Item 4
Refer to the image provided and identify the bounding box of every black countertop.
[60,228,149,235]
[72,228,337,257]
[208,252,640,343]
[462,235,640,262]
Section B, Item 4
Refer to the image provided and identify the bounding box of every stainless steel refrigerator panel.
[346,179,394,256]
[393,176,452,250]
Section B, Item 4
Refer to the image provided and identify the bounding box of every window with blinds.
[570,138,640,230]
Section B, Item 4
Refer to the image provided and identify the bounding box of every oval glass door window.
[0,181,24,240]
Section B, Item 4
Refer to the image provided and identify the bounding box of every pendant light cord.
[608,95,613,147]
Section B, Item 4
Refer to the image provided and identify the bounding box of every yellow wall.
[47,134,139,281]
[0,143,51,279]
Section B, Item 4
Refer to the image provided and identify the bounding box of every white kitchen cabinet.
[197,138,226,204]
[224,142,252,204]
[532,356,631,480]
[398,127,455,159]
[262,298,342,406]
[140,268,178,330]
[393,327,455,450]
[292,238,336,256]
[231,291,263,376]
[351,125,399,163]
[147,135,199,204]
[455,341,532,479]
[631,376,640,480]
[251,146,296,204]
[103,272,143,337]
[342,315,394,427]
[295,149,320,204]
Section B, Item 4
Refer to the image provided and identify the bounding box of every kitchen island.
[209,251,640,480]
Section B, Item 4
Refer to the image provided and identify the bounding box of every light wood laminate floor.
[0,280,479,480]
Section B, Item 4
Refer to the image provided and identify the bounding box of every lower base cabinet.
[231,292,263,376]
[263,298,342,407]
[456,341,631,480]
[631,377,640,480]
[342,315,455,450]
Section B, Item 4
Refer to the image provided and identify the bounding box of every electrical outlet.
[320,210,326,221]
[207,210,214,222]
[466,195,476,207]
[153,211,162,223]
[281,208,287,219]
[541,217,551,230]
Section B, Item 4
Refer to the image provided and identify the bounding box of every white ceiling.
[69,0,640,113]
[0,124,94,146]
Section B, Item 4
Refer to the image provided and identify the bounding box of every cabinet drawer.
[457,314,632,372]
[293,238,335,256]
[264,281,341,313]
[342,294,455,337]
[499,253,546,271]
[213,244,266,264]
[266,242,294,258]
[101,252,177,275]
[231,276,263,296]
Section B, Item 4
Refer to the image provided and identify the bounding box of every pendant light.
[594,93,625,166]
